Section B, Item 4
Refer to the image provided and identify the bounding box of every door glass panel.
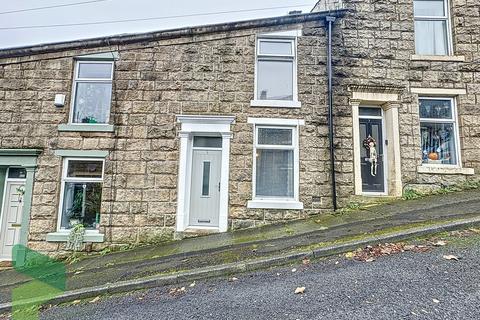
[359,108,382,117]
[359,124,367,158]
[193,136,222,148]
[371,124,381,153]
[202,162,211,196]
[8,168,26,179]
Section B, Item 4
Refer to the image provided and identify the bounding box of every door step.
[0,260,12,270]
[175,228,220,240]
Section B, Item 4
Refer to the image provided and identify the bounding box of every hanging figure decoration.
[363,135,378,177]
[16,186,25,203]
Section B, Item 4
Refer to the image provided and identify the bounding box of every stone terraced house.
[0,0,479,259]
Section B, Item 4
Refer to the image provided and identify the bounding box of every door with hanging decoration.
[359,118,385,193]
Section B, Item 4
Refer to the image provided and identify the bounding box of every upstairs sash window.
[414,0,451,55]
[71,61,113,124]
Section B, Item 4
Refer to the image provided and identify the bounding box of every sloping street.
[39,232,480,320]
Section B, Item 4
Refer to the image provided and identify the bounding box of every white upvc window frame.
[251,34,301,108]
[419,97,461,168]
[69,60,114,125]
[247,118,304,210]
[413,0,453,56]
[57,157,105,232]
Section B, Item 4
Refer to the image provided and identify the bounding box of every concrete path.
[0,189,479,305]
[39,230,480,320]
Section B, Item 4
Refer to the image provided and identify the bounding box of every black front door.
[359,118,385,193]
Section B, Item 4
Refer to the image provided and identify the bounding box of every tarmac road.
[39,235,480,320]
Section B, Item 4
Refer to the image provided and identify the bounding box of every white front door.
[0,182,25,261]
[189,149,222,227]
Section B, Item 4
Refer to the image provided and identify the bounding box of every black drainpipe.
[326,16,338,211]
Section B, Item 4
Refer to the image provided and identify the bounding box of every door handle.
[11,224,21,228]
[218,182,221,192]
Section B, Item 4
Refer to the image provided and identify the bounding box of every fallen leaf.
[291,268,297,273]
[345,252,355,259]
[443,255,459,261]
[228,277,238,282]
[89,296,100,304]
[138,297,144,300]
[432,299,440,304]
[294,287,306,294]
[302,258,310,265]
[71,300,81,305]
[365,258,376,262]
[189,282,196,288]
[433,241,447,246]
[169,287,187,296]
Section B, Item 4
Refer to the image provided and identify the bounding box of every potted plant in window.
[66,223,86,251]
[67,191,84,227]
[85,187,102,229]
[81,116,98,123]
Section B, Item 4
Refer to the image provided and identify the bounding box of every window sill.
[46,231,105,243]
[58,124,114,132]
[250,100,301,108]
[410,55,466,62]
[417,165,475,175]
[247,199,304,210]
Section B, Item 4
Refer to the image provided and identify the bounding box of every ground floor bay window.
[247,118,304,209]
[58,158,104,230]
[419,98,459,166]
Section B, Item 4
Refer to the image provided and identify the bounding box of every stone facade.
[0,1,478,254]
[331,0,480,190]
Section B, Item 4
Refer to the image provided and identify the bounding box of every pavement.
[38,229,480,320]
[1,189,480,310]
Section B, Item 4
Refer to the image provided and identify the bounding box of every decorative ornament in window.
[419,98,458,165]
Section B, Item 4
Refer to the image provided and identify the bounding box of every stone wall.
[332,0,480,192]
[0,21,336,253]
[0,0,479,253]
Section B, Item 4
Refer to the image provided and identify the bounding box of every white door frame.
[176,115,235,233]
[351,92,403,197]
[0,168,27,261]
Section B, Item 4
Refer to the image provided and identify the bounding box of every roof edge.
[0,10,347,60]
